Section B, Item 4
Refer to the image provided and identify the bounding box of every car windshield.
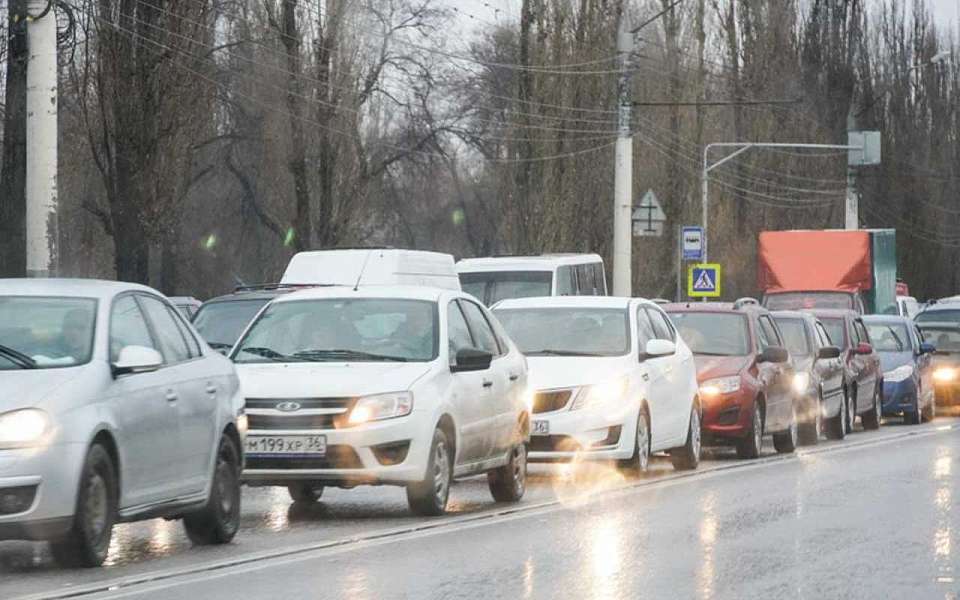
[920,326,960,353]
[773,318,810,357]
[459,271,552,306]
[819,318,848,350]
[865,322,911,352]
[0,296,97,369]
[233,298,438,363]
[493,307,629,356]
[916,309,960,324]
[667,312,750,356]
[765,292,855,311]
[193,298,271,349]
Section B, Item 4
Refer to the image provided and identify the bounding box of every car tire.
[846,390,856,434]
[922,394,936,422]
[183,436,241,546]
[50,444,118,568]
[488,443,527,502]
[287,484,325,503]
[736,401,763,459]
[862,380,883,430]
[798,395,822,446]
[618,408,651,474]
[669,403,701,471]
[407,428,452,516]
[825,389,847,440]
[773,404,798,454]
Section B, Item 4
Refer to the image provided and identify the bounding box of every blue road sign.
[688,263,721,298]
[682,226,704,261]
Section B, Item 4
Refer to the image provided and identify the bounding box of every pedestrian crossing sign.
[688,264,721,298]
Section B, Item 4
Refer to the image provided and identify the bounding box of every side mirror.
[111,345,163,377]
[919,342,936,355]
[817,346,841,360]
[643,339,676,360]
[451,348,493,373]
[854,342,874,355]
[758,346,789,364]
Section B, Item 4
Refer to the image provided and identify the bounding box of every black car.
[771,311,845,443]
[191,284,309,353]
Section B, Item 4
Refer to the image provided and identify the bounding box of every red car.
[665,302,797,458]
[806,309,883,432]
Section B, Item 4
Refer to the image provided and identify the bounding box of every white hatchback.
[493,296,702,472]
[232,286,530,515]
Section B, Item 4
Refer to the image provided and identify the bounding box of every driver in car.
[391,309,434,359]
[49,309,93,363]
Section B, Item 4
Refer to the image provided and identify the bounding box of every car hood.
[693,355,751,382]
[525,356,633,391]
[791,354,815,374]
[878,351,913,373]
[0,367,87,412]
[236,362,433,398]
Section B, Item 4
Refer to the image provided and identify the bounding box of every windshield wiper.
[887,327,904,352]
[0,344,37,369]
[207,342,233,350]
[526,349,605,357]
[293,349,410,362]
[238,347,307,362]
[694,351,736,357]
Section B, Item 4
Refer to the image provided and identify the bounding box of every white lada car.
[232,286,530,515]
[492,296,702,472]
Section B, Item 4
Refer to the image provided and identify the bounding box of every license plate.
[246,435,327,456]
[532,420,550,436]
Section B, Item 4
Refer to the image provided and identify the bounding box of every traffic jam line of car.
[12,419,956,600]
[2,246,958,575]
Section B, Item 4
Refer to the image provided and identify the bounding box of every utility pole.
[845,111,858,230]
[612,21,634,297]
[25,0,58,277]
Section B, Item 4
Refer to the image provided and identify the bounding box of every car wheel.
[407,428,452,516]
[50,444,117,568]
[845,390,856,434]
[488,443,527,502]
[183,436,242,545]
[287,484,325,503]
[825,389,847,440]
[618,409,651,474]
[669,403,701,471]
[773,404,798,454]
[736,401,763,459]
[922,394,936,422]
[798,395,822,446]
[862,380,882,430]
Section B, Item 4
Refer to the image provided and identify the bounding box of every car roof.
[493,296,633,310]
[662,302,765,315]
[0,277,156,299]
[919,303,960,313]
[917,321,960,329]
[804,308,858,319]
[457,254,602,272]
[770,310,816,322]
[272,285,448,304]
[862,314,912,325]
[203,288,299,304]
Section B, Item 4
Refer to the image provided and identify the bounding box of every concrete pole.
[25,0,58,278]
[845,112,858,230]
[612,23,634,297]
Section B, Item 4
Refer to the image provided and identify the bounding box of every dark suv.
[665,302,797,458]
[806,309,883,432]
[192,284,310,353]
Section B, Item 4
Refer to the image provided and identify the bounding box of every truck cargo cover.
[758,230,872,293]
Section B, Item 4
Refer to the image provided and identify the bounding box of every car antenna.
[353,250,375,291]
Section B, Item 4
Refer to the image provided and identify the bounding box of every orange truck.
[758,229,897,315]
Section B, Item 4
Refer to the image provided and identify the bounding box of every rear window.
[458,271,553,306]
[193,298,271,350]
[865,322,911,352]
[916,309,960,324]
[773,318,811,357]
[764,292,855,311]
[667,312,750,356]
[919,326,960,353]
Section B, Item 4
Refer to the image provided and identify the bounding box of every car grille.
[245,446,363,470]
[248,414,340,430]
[245,397,354,410]
[532,390,573,414]
[245,397,355,430]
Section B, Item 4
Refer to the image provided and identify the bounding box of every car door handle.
[165,390,178,403]
[509,374,520,381]
[482,380,494,388]
[206,384,218,395]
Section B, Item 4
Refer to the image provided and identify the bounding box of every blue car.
[863,315,936,424]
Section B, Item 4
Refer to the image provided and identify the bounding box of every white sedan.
[493,296,702,472]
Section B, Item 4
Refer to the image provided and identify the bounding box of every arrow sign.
[688,263,721,298]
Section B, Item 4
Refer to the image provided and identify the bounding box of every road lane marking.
[13,422,957,600]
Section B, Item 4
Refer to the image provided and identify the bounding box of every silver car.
[0,279,245,567]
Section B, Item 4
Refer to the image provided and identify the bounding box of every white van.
[281,248,461,291]
[457,254,607,306]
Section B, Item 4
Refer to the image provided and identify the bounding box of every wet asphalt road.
[2,418,959,599]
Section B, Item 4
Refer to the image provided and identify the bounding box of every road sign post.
[677,226,704,301]
[688,263,721,298]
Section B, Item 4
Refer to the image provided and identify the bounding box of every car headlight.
[934,367,957,384]
[700,376,741,398]
[348,392,414,425]
[570,377,629,411]
[0,409,50,448]
[792,372,811,394]
[884,365,914,383]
